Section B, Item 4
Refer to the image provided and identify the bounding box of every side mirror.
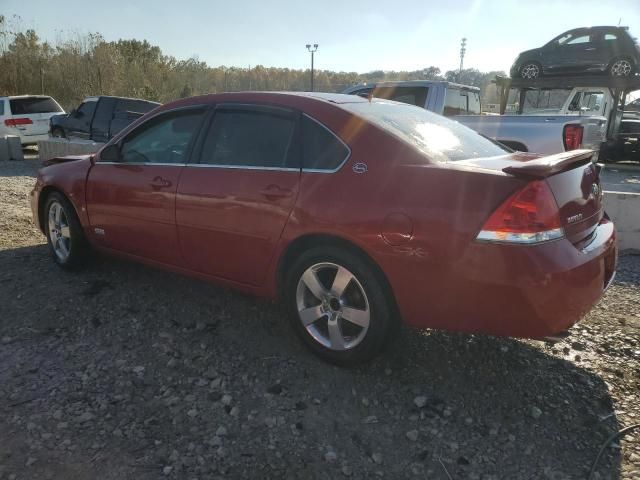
[100,144,121,162]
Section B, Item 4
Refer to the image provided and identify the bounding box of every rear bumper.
[390,218,617,338]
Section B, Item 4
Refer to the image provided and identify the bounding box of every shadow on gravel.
[0,244,623,479]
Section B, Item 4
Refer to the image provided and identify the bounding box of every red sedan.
[31,92,617,365]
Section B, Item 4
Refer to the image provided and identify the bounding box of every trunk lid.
[456,149,603,244]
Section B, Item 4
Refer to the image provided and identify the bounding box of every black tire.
[50,127,65,138]
[519,62,542,79]
[609,58,634,77]
[44,192,90,269]
[284,246,397,366]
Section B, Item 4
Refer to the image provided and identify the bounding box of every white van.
[0,95,65,145]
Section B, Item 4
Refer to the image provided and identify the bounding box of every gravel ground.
[0,157,639,480]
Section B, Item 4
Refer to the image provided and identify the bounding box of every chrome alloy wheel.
[295,262,370,351]
[611,59,632,77]
[520,63,540,79]
[48,201,71,262]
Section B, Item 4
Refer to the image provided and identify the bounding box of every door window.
[371,86,428,107]
[302,115,349,171]
[604,33,617,41]
[120,109,204,164]
[77,101,97,118]
[199,107,297,168]
[444,89,480,115]
[566,35,591,45]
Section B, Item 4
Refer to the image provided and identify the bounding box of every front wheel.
[44,192,90,269]
[285,246,397,366]
[50,127,65,138]
[519,62,541,79]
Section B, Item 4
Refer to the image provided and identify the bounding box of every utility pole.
[459,38,467,82]
[306,44,318,91]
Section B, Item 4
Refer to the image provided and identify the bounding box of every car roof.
[158,91,371,113]
[1,95,55,100]
[88,95,161,104]
[345,80,480,92]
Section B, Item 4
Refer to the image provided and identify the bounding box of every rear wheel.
[609,58,634,77]
[44,192,89,269]
[519,62,541,79]
[285,246,396,366]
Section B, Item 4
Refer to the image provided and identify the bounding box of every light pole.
[306,43,318,91]
[459,38,467,81]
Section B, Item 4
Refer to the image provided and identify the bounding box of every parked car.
[457,87,609,154]
[50,96,160,143]
[31,92,617,365]
[343,81,481,116]
[0,95,64,146]
[511,26,640,79]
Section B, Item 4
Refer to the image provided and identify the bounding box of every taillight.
[563,124,583,151]
[476,180,564,244]
[4,118,33,127]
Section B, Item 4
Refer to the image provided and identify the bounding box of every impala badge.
[567,213,583,224]
[94,228,105,236]
[352,162,368,174]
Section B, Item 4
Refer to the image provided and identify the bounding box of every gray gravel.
[0,156,639,479]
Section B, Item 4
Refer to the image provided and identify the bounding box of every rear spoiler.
[502,150,594,178]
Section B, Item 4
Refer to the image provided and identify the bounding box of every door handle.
[260,185,293,200]
[585,47,596,51]
[150,176,172,189]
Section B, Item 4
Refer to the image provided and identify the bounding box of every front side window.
[120,109,204,164]
[567,35,591,45]
[77,101,97,118]
[302,115,349,171]
[200,107,296,168]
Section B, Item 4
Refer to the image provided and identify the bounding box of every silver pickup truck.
[456,87,609,156]
[344,81,608,156]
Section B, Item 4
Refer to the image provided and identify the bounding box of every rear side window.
[9,97,62,114]
[604,33,617,41]
[0,101,4,116]
[120,109,204,164]
[372,86,428,107]
[343,100,509,163]
[200,108,296,168]
[444,89,480,116]
[302,115,349,171]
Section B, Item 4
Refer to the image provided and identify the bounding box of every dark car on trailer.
[511,26,640,79]
[50,96,160,142]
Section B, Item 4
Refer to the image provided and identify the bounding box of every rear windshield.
[343,100,509,162]
[10,97,63,115]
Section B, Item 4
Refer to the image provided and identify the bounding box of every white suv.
[0,95,65,146]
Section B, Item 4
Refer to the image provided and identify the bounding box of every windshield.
[343,100,509,162]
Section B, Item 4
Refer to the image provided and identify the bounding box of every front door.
[176,104,300,286]
[86,107,207,266]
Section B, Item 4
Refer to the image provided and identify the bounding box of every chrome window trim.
[301,113,351,174]
[95,162,188,167]
[185,163,299,172]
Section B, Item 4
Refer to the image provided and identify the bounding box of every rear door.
[176,104,300,285]
[86,107,207,265]
[8,96,63,137]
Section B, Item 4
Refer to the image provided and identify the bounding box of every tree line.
[0,14,506,111]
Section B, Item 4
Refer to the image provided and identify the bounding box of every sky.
[3,0,640,74]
